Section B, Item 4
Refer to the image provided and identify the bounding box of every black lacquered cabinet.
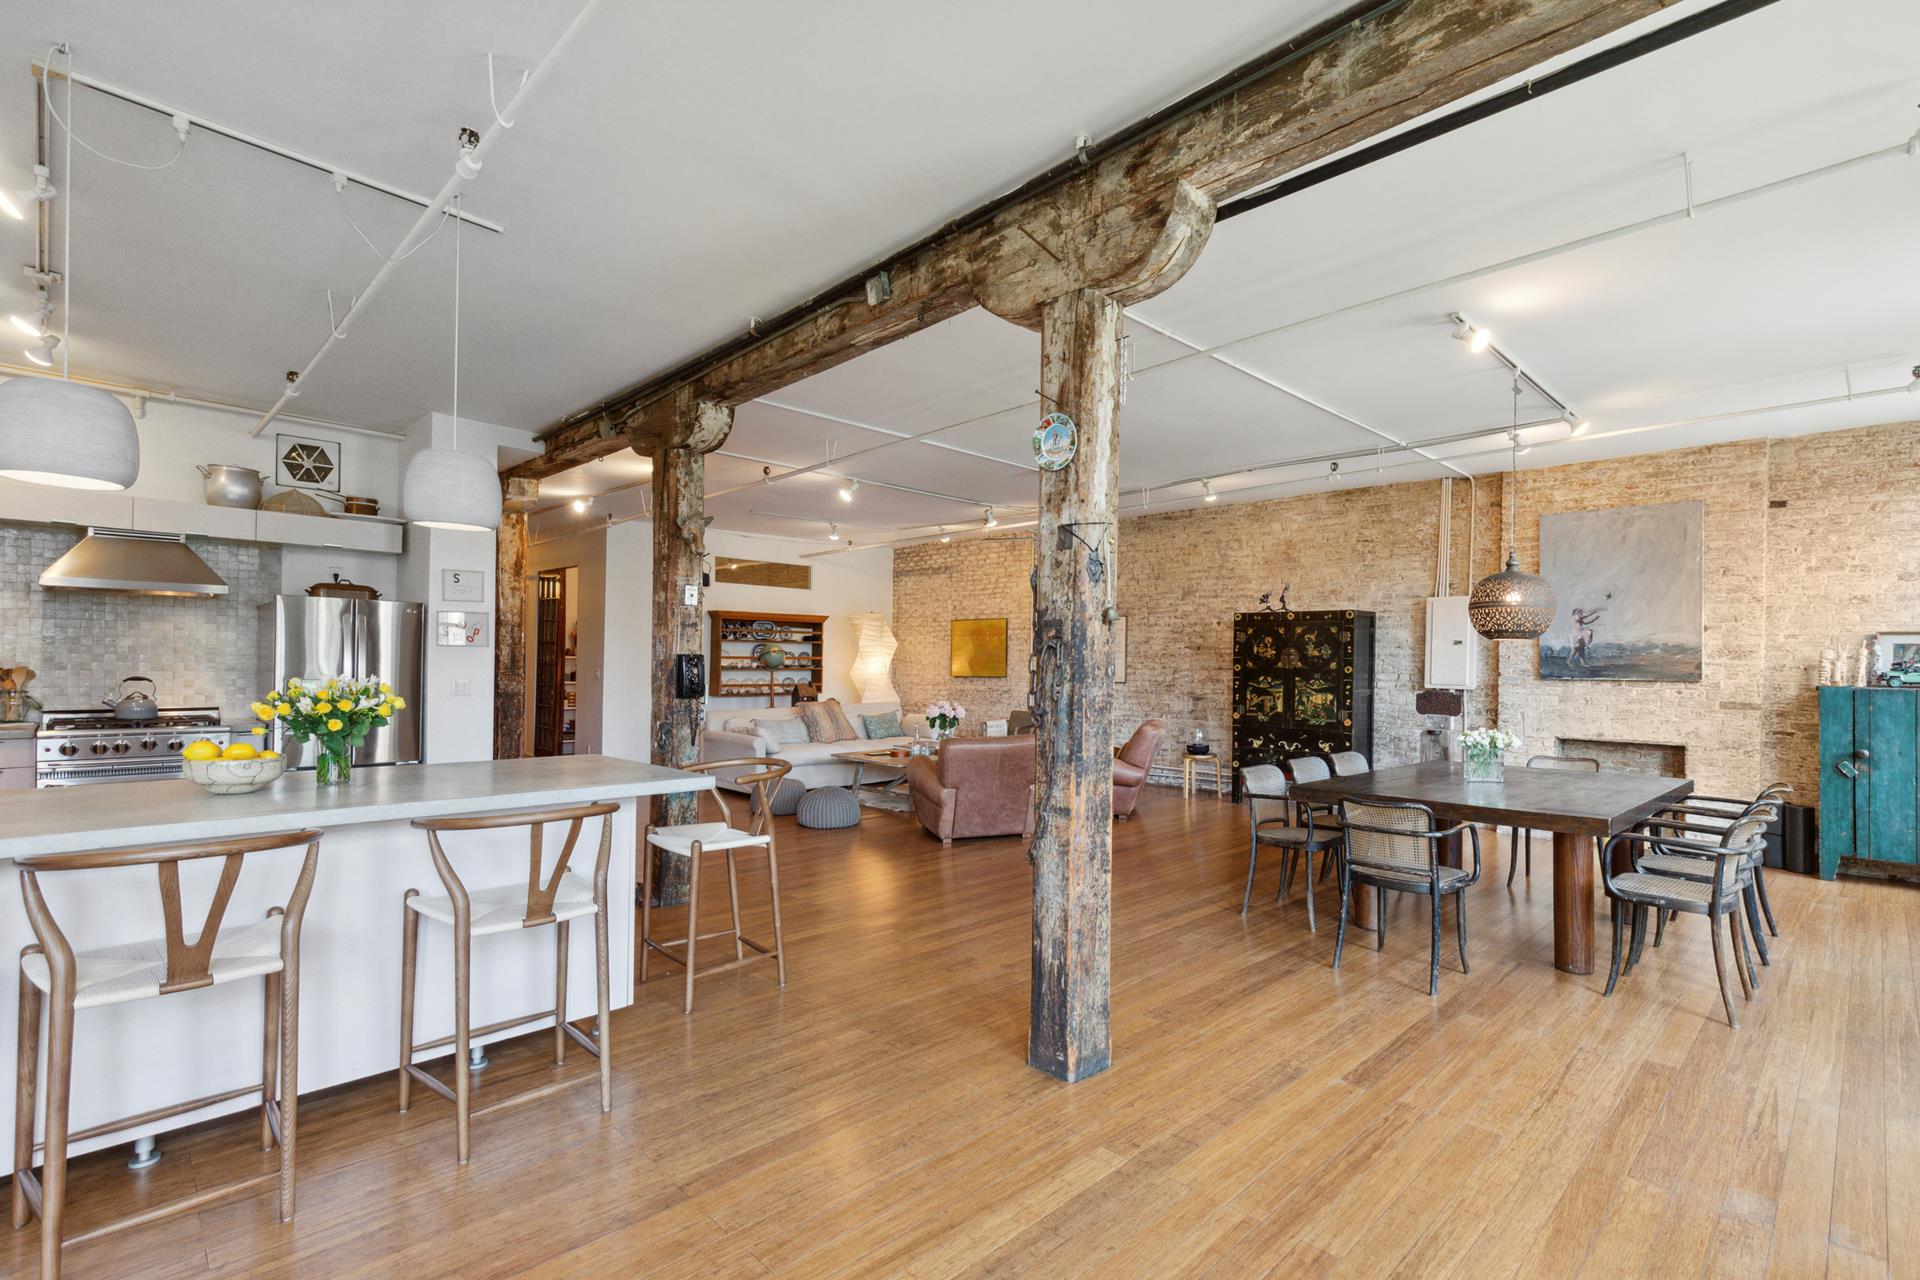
[1230,609,1375,798]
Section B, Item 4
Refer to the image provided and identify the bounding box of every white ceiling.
[537,0,1920,548]
[0,0,1355,431]
[3,1,1915,554]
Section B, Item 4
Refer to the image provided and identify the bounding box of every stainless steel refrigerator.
[258,596,425,770]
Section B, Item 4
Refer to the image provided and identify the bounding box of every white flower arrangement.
[1459,726,1518,762]
[924,701,967,735]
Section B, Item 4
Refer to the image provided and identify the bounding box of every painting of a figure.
[1538,500,1703,682]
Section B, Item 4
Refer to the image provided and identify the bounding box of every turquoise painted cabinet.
[1818,686,1920,878]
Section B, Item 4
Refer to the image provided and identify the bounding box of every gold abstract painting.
[950,618,1008,678]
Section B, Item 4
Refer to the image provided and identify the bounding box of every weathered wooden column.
[492,476,539,760]
[641,394,732,904]
[1028,288,1124,1082]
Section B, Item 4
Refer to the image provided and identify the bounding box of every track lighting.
[570,496,592,514]
[982,507,997,529]
[1201,478,1218,502]
[31,165,55,204]
[1571,420,1590,436]
[838,479,858,503]
[1328,461,1341,484]
[22,340,55,368]
[937,527,951,543]
[1450,313,1493,354]
[1470,328,1493,354]
[828,522,840,541]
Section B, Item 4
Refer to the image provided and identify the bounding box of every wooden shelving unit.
[709,610,828,705]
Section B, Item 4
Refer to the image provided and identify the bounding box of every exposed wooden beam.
[1029,288,1124,1082]
[644,399,731,904]
[506,0,1675,482]
[492,477,539,761]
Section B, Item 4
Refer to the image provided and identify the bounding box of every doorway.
[533,567,579,756]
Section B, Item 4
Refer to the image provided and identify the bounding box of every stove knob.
[166,738,183,752]
[57,742,78,757]
[139,738,158,752]
[88,741,109,756]
[112,741,131,755]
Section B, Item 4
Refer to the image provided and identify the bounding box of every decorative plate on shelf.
[749,619,776,639]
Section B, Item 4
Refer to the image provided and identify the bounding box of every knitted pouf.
[796,786,861,830]
[750,776,808,817]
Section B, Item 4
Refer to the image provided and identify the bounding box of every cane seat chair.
[402,801,619,1166]
[642,758,791,1015]
[1507,755,1600,885]
[1240,764,1342,928]
[1333,800,1482,996]
[1328,751,1370,777]
[13,829,322,1280]
[1639,784,1788,959]
[1599,811,1770,1028]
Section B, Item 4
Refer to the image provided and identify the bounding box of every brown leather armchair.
[907,737,1036,846]
[1112,719,1167,819]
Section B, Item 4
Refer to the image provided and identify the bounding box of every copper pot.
[341,495,379,516]
[307,576,380,600]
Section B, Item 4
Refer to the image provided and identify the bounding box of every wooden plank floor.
[2,786,1915,1278]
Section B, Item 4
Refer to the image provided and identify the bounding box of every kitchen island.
[0,756,711,1158]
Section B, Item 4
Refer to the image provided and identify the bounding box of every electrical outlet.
[326,564,345,580]
[452,678,473,697]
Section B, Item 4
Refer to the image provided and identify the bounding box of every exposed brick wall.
[893,420,1920,807]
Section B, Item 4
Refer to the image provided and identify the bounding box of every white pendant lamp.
[0,51,140,491]
[404,194,500,532]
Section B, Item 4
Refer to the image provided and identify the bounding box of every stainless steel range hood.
[39,528,229,597]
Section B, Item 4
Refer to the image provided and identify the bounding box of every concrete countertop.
[0,755,712,858]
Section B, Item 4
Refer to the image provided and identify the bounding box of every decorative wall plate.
[1033,412,1077,471]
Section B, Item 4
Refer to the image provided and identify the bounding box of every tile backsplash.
[0,524,281,720]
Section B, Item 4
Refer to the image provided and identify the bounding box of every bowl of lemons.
[181,740,287,795]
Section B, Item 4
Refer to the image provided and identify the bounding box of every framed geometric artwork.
[950,617,1009,679]
[1538,500,1704,682]
[275,433,342,493]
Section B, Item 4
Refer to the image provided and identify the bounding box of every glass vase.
[314,745,352,786]
[1462,752,1504,784]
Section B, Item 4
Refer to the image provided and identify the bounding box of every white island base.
[0,757,712,1160]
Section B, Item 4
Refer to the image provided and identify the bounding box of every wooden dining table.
[1289,761,1693,975]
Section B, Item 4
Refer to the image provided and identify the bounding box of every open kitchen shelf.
[708,610,827,705]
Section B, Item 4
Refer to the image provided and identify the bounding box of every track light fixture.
[1328,461,1341,484]
[838,478,858,503]
[982,506,997,529]
[1201,478,1218,502]
[937,527,951,543]
[570,496,592,513]
[827,522,840,541]
[1450,312,1493,354]
[21,336,56,368]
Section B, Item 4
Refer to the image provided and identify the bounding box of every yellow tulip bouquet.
[250,675,406,786]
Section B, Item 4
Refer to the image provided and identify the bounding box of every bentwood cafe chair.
[13,829,322,1280]
[1334,799,1481,997]
[402,801,619,1166]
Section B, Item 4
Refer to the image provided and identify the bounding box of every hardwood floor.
[3,786,1915,1278]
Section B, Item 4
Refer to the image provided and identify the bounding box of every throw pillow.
[862,710,903,740]
[798,698,859,743]
[722,716,758,734]
[754,717,809,746]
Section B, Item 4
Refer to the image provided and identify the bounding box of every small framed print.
[443,569,485,602]
[275,433,341,493]
[1872,631,1920,686]
[436,611,489,647]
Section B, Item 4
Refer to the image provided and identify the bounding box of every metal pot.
[197,464,264,509]
[102,676,159,721]
[341,495,379,516]
[307,575,380,599]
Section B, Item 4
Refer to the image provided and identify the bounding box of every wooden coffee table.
[833,748,914,811]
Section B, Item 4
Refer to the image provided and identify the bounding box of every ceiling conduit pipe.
[250,0,605,437]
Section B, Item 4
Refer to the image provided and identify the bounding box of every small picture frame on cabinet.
[1870,631,1920,687]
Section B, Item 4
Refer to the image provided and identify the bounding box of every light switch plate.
[452,678,473,696]
[682,584,698,607]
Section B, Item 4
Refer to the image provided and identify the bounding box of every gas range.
[35,708,233,787]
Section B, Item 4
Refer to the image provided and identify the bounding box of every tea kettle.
[102,676,160,721]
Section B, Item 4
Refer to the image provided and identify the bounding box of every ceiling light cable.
[39,45,189,171]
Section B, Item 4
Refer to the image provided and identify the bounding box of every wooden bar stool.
[12,828,322,1280]
[400,801,618,1167]
[641,758,790,1015]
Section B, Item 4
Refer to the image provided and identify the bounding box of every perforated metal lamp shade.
[402,446,501,531]
[0,378,139,490]
[1468,550,1556,640]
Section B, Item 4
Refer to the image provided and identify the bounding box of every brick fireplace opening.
[1557,738,1686,777]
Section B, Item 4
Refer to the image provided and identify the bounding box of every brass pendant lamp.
[1468,378,1555,640]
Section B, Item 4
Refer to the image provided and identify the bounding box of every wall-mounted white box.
[1425,595,1477,689]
